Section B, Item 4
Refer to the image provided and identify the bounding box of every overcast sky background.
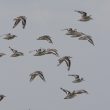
[0,0,110,110]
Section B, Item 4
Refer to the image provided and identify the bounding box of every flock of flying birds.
[0,10,94,104]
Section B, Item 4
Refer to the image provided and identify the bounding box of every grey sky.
[0,0,110,110]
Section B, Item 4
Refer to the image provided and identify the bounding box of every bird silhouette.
[13,16,27,29]
[60,88,76,99]
[68,74,84,83]
[57,56,72,71]
[75,10,92,21]
[0,33,17,40]
[60,88,88,99]
[37,35,53,44]
[9,46,24,57]
[29,71,46,82]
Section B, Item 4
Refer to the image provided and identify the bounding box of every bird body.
[70,31,84,37]
[33,48,46,56]
[0,33,17,40]
[64,28,84,37]
[3,33,17,40]
[65,28,77,35]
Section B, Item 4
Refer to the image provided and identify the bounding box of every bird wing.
[65,58,71,71]
[78,35,87,40]
[37,35,53,43]
[68,74,79,79]
[60,88,71,95]
[38,72,46,82]
[87,36,95,46]
[13,18,21,28]
[30,74,37,82]
[46,49,59,56]
[75,89,88,94]
[9,46,18,53]
[22,18,26,29]
[75,10,87,16]
[47,37,53,43]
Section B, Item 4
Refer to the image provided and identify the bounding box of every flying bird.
[60,88,88,99]
[30,48,59,57]
[29,71,46,82]
[37,35,53,44]
[75,10,92,21]
[13,16,27,29]
[60,88,76,99]
[0,33,17,40]
[68,74,84,83]
[57,56,72,71]
[78,34,95,46]
[0,95,6,101]
[9,46,24,57]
